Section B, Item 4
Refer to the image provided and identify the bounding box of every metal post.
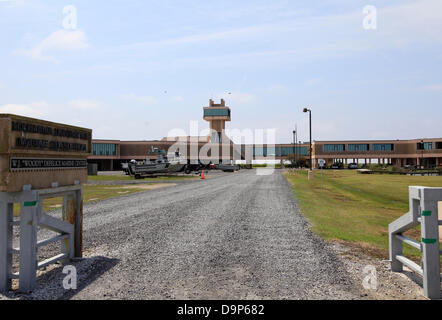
[292,130,295,167]
[0,202,13,293]
[420,189,441,299]
[62,189,83,259]
[75,187,83,258]
[61,195,74,262]
[19,191,38,292]
[308,111,312,169]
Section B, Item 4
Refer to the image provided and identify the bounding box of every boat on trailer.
[126,147,186,179]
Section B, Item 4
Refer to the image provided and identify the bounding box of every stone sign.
[0,114,92,192]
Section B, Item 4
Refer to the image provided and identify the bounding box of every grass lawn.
[285,169,442,260]
[13,183,174,216]
[87,175,198,182]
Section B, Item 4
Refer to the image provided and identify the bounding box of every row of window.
[203,109,231,117]
[92,143,117,156]
[253,146,308,157]
[324,143,395,152]
[417,142,436,150]
[324,142,442,153]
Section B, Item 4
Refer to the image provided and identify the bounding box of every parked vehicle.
[126,148,187,179]
[330,162,343,169]
[215,164,241,172]
[348,163,358,169]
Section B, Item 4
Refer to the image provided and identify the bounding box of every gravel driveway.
[3,169,366,300]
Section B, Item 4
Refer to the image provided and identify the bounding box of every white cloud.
[120,24,273,51]
[265,85,289,95]
[121,93,157,105]
[422,84,442,92]
[1,0,25,8]
[0,101,51,118]
[15,29,89,63]
[380,0,442,43]
[68,99,102,110]
[171,96,184,102]
[219,92,256,104]
[110,0,442,63]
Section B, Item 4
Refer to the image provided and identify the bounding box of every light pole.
[303,108,312,169]
[421,139,424,170]
[292,130,296,167]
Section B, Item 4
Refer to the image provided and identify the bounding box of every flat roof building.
[88,100,442,170]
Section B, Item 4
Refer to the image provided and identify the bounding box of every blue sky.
[0,0,441,143]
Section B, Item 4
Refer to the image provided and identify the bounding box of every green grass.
[87,175,198,182]
[285,170,442,260]
[13,183,172,216]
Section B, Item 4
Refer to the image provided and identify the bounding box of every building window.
[92,143,117,156]
[372,144,394,151]
[253,147,276,157]
[347,144,369,152]
[204,109,230,117]
[279,146,308,156]
[417,142,433,150]
[253,147,266,157]
[436,142,442,149]
[324,144,345,152]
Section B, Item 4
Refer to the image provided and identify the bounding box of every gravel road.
[4,169,367,300]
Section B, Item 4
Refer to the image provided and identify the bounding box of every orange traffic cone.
[201,171,205,179]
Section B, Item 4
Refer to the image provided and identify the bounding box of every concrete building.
[312,139,442,169]
[88,100,442,170]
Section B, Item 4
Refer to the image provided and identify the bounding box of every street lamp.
[292,130,296,167]
[421,139,424,170]
[303,108,312,171]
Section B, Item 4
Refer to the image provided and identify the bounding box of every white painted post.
[0,202,13,293]
[19,192,38,292]
[420,188,441,299]
[389,188,421,272]
[389,231,403,272]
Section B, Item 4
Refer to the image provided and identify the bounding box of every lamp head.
[303,108,309,113]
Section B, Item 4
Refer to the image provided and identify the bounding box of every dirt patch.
[329,240,434,300]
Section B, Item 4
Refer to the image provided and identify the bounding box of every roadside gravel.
[2,169,418,300]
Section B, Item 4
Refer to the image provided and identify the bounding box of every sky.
[0,0,441,144]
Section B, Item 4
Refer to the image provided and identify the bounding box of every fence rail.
[0,185,83,293]
[388,186,442,299]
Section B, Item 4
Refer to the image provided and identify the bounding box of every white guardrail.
[0,185,83,293]
[389,186,442,299]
